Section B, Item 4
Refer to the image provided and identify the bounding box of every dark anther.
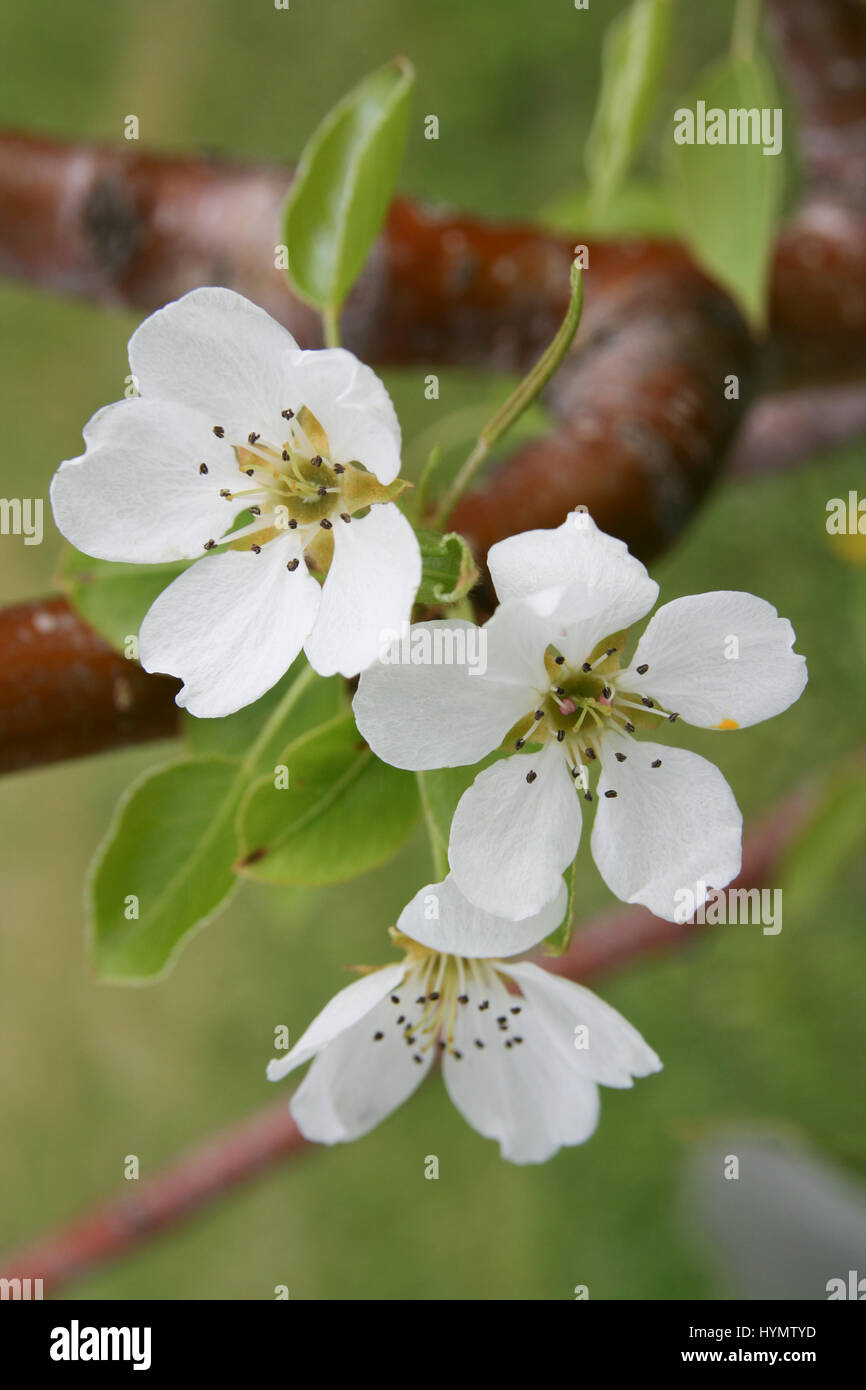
[555,686,565,696]
[286,558,300,572]
[317,485,328,496]
[581,662,592,673]
[453,1050,463,1061]
[624,721,635,733]
[474,1039,484,1049]
[438,1040,446,1050]
[397,1015,405,1024]
[555,654,565,665]
[604,789,618,798]
[340,513,351,523]
[310,455,323,467]
[281,408,294,420]
[605,647,617,657]
[320,518,332,529]
[333,462,345,473]
[601,686,611,699]
[413,1054,424,1064]
[510,1006,521,1014]
[513,1037,523,1045]
[245,468,255,476]
[203,539,216,550]
[614,752,627,762]
[556,730,565,742]
[651,758,662,768]
[373,1031,384,1041]
[585,747,597,760]
[458,994,469,1005]
[199,462,209,474]
[248,432,260,445]
[416,995,426,1004]
[636,663,649,675]
[282,449,290,461]
[479,1001,489,1010]
[534,709,544,720]
[526,770,537,784]
[584,791,593,801]
[505,1039,513,1049]
[497,1015,507,1024]
[390,995,400,1004]
[250,505,261,515]
[212,426,224,438]
[669,712,680,723]
[288,518,298,529]
[515,738,525,749]
[251,544,262,554]
[642,697,654,708]
[219,488,232,498]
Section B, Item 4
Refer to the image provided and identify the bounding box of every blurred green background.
[1,0,864,1300]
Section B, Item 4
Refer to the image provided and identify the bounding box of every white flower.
[267,882,661,1165]
[51,288,421,716]
[355,513,808,923]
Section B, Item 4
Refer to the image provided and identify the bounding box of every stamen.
[286,558,300,572]
[203,539,216,550]
[310,455,323,467]
[212,426,224,438]
[281,409,294,420]
[526,770,537,784]
[651,758,662,768]
[251,544,262,554]
[320,518,332,530]
[614,751,627,761]
[556,730,565,742]
[604,789,618,798]
[554,654,565,665]
[373,1031,384,1041]
[636,663,649,674]
[333,462,345,474]
[340,513,351,523]
[199,463,209,474]
[219,488,232,498]
[248,432,260,445]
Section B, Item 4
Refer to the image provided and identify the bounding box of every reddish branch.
[0,786,812,1294]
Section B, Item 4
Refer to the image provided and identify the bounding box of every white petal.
[482,591,564,691]
[488,511,658,632]
[287,347,402,482]
[449,743,582,921]
[266,962,406,1080]
[50,398,246,562]
[500,961,662,1088]
[128,287,300,442]
[397,874,569,958]
[443,982,600,1164]
[353,620,531,770]
[304,504,421,679]
[139,534,321,717]
[289,982,434,1143]
[591,736,743,922]
[620,591,808,729]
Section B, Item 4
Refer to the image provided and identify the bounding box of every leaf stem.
[322,305,342,349]
[732,0,761,60]
[432,260,583,528]
[416,772,450,879]
[242,662,318,774]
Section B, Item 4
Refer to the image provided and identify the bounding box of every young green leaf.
[89,756,243,981]
[666,54,783,329]
[415,529,479,605]
[283,56,415,319]
[184,662,344,760]
[58,547,189,653]
[237,712,420,885]
[585,0,673,218]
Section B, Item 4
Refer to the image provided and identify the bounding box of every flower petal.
[500,961,662,1088]
[267,962,407,1081]
[488,510,658,632]
[621,591,808,729]
[397,874,569,958]
[353,620,531,770]
[449,742,582,921]
[287,347,402,482]
[128,287,300,442]
[591,736,743,922]
[50,397,246,562]
[289,983,434,1143]
[139,534,321,717]
[443,988,601,1164]
[304,503,421,679]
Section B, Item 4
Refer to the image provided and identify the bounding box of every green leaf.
[237,713,420,885]
[585,0,673,217]
[58,547,189,653]
[780,768,866,919]
[540,178,676,237]
[89,756,243,981]
[283,56,414,316]
[415,529,479,605]
[543,856,578,957]
[184,662,344,759]
[666,54,783,329]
